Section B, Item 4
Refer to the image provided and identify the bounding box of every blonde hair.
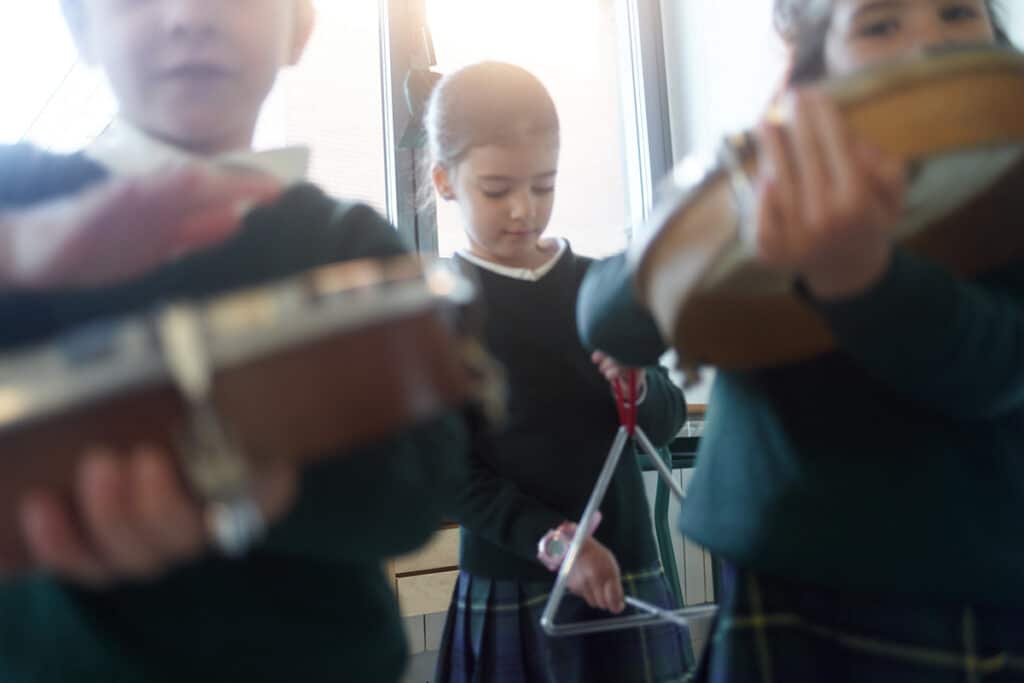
[420,61,559,208]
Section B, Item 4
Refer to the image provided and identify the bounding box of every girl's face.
[437,135,560,269]
[824,0,996,76]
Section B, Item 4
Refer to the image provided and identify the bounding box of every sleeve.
[263,412,471,562]
[324,202,411,259]
[809,249,1024,420]
[576,252,668,367]
[441,418,565,564]
[636,365,687,447]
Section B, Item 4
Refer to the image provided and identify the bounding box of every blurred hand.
[591,351,646,402]
[0,165,281,290]
[754,89,906,300]
[15,445,296,587]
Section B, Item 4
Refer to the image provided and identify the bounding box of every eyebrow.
[851,0,907,20]
[477,171,558,182]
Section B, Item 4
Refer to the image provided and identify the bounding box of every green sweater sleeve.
[812,249,1024,420]
[445,422,565,564]
[636,365,687,447]
[263,413,469,562]
[577,253,685,443]
[577,252,668,367]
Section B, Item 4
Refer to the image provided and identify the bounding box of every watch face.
[545,535,566,559]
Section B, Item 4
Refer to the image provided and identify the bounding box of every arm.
[263,412,470,562]
[635,365,687,447]
[579,255,685,445]
[444,412,565,564]
[810,250,1024,420]
[577,252,667,367]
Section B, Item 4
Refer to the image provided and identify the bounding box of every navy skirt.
[434,568,696,683]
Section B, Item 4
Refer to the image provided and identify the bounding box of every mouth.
[161,64,234,83]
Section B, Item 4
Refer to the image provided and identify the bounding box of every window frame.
[380,0,674,254]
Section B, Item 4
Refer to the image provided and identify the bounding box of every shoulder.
[0,144,108,207]
[240,184,409,270]
[566,245,596,285]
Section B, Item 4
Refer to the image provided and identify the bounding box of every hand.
[15,445,297,587]
[591,351,646,401]
[755,89,906,300]
[566,536,625,614]
[0,165,281,289]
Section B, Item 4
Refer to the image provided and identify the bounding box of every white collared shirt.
[84,119,310,185]
[457,239,568,282]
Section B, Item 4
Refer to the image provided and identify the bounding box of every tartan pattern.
[434,568,695,683]
[693,562,1024,683]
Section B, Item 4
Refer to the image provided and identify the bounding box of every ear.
[60,0,98,65]
[287,0,316,66]
[432,164,456,201]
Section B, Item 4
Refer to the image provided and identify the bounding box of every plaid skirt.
[694,561,1024,682]
[434,568,695,683]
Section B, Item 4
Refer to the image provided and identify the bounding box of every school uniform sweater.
[450,246,687,582]
[0,143,468,683]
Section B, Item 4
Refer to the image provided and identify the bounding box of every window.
[660,0,786,160]
[424,0,635,258]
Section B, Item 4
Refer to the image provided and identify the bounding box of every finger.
[133,447,205,562]
[789,91,830,228]
[591,351,607,365]
[20,491,111,587]
[756,178,791,265]
[603,580,625,614]
[138,165,281,216]
[809,90,859,219]
[857,142,906,220]
[252,461,299,525]
[78,450,162,577]
[126,166,281,254]
[582,578,604,610]
[169,204,247,257]
[758,121,800,233]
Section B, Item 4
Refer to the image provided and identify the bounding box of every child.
[578,1,1024,680]
[425,62,694,683]
[0,2,469,682]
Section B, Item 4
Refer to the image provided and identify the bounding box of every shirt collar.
[84,118,310,185]
[458,239,568,282]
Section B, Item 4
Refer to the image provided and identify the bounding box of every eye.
[532,186,555,196]
[857,18,900,38]
[939,3,981,23]
[481,189,509,199]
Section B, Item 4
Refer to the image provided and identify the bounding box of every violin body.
[634,46,1024,369]
[0,257,477,570]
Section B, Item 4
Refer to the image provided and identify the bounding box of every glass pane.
[661,0,785,159]
[425,0,632,258]
[256,0,387,213]
[0,5,115,151]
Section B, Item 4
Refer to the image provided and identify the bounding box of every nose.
[160,0,223,43]
[508,188,534,222]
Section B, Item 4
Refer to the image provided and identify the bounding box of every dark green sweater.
[0,145,469,682]
[450,248,687,582]
[578,249,1024,607]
